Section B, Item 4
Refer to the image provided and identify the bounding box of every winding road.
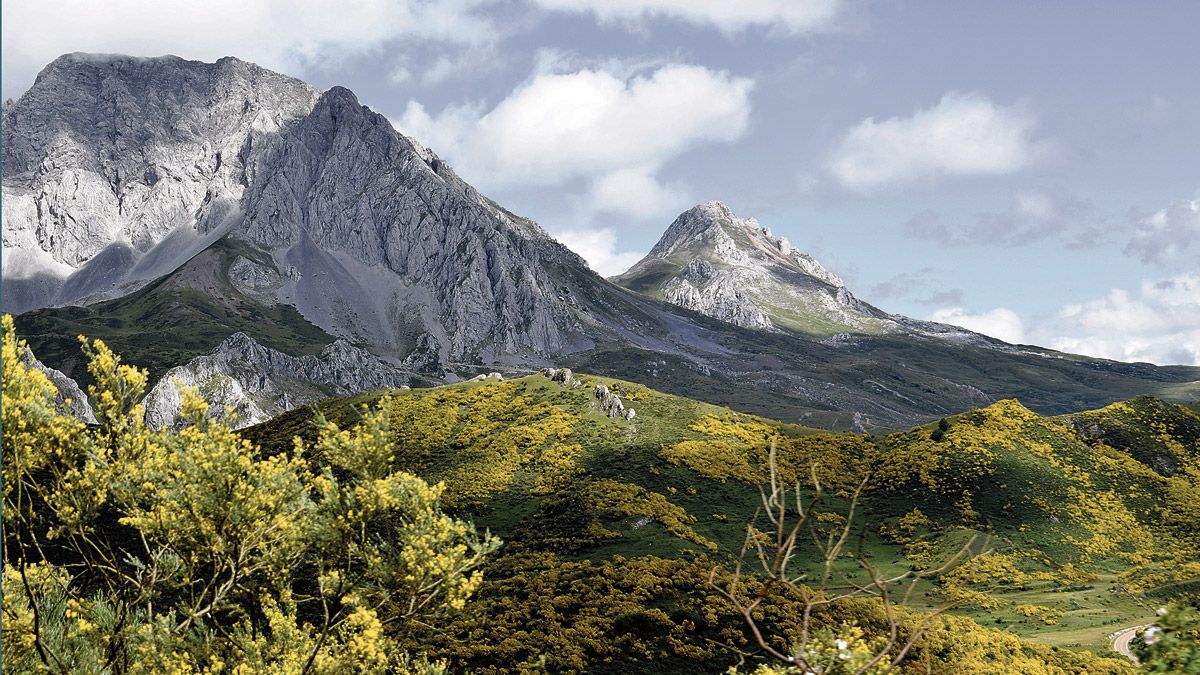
[1110,624,1152,662]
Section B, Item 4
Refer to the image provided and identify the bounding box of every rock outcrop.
[593,384,637,421]
[142,332,409,430]
[19,347,97,423]
[541,367,579,387]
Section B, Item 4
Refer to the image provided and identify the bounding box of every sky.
[3,0,1198,365]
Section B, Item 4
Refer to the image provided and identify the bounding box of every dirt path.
[1110,624,1152,662]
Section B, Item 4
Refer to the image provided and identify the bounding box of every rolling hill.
[237,369,1200,671]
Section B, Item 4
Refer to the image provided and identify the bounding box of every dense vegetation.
[2,317,493,673]
[6,316,1199,672]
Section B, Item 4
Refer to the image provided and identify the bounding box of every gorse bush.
[1,315,499,674]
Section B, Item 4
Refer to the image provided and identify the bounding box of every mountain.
[2,53,320,313]
[1,53,608,364]
[613,200,893,334]
[5,54,1199,432]
[613,200,1025,349]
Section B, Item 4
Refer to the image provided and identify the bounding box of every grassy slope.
[13,238,333,384]
[242,373,1200,662]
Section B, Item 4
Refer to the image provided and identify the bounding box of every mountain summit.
[614,201,890,334]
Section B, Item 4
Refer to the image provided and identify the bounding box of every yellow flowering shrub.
[1,315,497,673]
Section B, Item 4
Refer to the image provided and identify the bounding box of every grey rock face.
[663,273,773,330]
[142,332,409,430]
[5,53,594,367]
[234,85,587,361]
[227,255,283,297]
[2,54,320,312]
[18,346,97,423]
[614,201,889,335]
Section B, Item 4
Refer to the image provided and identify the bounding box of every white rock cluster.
[593,384,637,421]
[142,332,410,430]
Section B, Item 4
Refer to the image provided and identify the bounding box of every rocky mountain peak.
[614,202,884,334]
[643,202,844,288]
[2,52,323,313]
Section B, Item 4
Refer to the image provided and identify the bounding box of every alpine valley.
[4,54,1200,675]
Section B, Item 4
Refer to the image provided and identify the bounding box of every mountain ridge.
[5,53,1198,432]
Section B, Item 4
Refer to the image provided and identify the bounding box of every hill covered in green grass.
[241,371,1200,672]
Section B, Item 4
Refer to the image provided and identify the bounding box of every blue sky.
[4,0,1198,364]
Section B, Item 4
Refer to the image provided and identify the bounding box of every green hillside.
[13,238,335,385]
[240,372,1200,671]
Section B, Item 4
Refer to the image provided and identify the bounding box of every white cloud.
[1125,195,1200,266]
[551,228,645,277]
[1,0,499,97]
[830,92,1051,190]
[396,63,753,219]
[1036,274,1200,366]
[928,276,1200,365]
[531,0,844,34]
[929,306,1027,345]
[587,168,692,219]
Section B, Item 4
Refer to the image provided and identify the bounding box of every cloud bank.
[1,0,499,97]
[830,92,1050,190]
[1041,274,1200,366]
[531,0,844,34]
[929,275,1200,366]
[398,62,754,220]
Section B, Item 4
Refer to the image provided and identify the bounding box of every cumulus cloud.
[929,307,1027,345]
[397,63,753,219]
[388,45,504,88]
[830,92,1052,190]
[551,228,645,277]
[531,0,844,34]
[1124,195,1200,266]
[902,189,1092,247]
[1035,274,1200,366]
[1,0,499,97]
[587,168,693,220]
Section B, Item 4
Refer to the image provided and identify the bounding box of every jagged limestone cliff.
[3,54,600,366]
[142,332,410,430]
